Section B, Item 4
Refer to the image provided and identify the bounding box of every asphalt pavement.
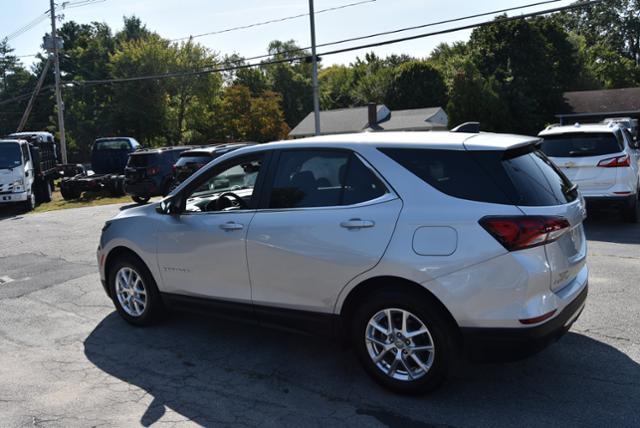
[0,204,638,427]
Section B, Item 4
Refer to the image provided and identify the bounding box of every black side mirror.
[156,196,182,215]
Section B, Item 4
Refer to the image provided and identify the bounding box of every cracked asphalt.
[0,204,638,427]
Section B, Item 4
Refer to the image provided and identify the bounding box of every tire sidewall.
[351,290,455,395]
[107,256,163,326]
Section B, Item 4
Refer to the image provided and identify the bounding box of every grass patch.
[32,187,132,213]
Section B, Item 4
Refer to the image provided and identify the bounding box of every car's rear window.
[175,154,212,167]
[94,139,132,150]
[541,132,623,157]
[379,147,577,206]
[127,153,158,167]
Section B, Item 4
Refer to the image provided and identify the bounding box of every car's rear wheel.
[108,255,164,326]
[622,192,639,223]
[351,288,457,395]
[132,195,150,204]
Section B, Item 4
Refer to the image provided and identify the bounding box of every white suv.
[97,132,588,394]
[539,123,640,222]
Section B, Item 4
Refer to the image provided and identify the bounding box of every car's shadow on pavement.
[84,312,640,427]
[583,210,640,244]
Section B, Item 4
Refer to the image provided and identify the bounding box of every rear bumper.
[125,179,160,197]
[461,283,588,361]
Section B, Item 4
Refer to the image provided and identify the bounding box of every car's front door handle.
[219,221,244,231]
[340,219,375,229]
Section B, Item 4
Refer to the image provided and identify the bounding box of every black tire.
[132,195,150,204]
[39,180,53,203]
[350,287,458,395]
[60,184,81,200]
[23,191,35,212]
[107,253,164,326]
[622,192,639,223]
[108,178,126,197]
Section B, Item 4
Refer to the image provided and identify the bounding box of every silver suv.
[98,132,588,394]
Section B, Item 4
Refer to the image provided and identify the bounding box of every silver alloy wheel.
[365,308,435,381]
[115,267,147,317]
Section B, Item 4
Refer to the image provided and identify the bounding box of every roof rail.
[451,122,480,133]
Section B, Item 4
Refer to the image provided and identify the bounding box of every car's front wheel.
[108,254,164,326]
[351,288,457,395]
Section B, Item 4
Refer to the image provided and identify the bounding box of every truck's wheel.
[60,184,81,200]
[23,192,35,212]
[40,180,53,203]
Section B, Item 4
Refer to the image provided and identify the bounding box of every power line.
[70,0,604,87]
[220,0,564,66]
[171,0,377,41]
[2,10,51,42]
[61,0,107,10]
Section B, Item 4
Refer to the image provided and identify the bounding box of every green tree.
[446,62,509,131]
[109,34,174,146]
[318,65,357,109]
[385,61,447,110]
[468,17,583,134]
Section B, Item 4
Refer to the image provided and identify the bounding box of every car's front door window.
[184,155,263,213]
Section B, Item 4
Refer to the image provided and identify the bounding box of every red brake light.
[597,155,630,167]
[147,166,161,176]
[479,216,571,251]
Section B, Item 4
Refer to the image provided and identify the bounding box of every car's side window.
[268,150,387,209]
[183,154,264,213]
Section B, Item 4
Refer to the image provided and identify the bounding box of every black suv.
[125,146,190,204]
[170,143,253,191]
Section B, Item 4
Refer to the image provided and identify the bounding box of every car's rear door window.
[541,133,623,157]
[268,150,387,209]
[380,147,577,206]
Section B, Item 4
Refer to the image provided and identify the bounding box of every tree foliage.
[1,5,640,161]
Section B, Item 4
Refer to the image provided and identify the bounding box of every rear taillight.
[479,216,571,251]
[597,155,630,168]
[147,166,161,176]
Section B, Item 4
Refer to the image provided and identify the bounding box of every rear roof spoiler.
[451,122,480,133]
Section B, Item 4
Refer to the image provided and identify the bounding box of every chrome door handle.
[340,219,375,229]
[219,221,244,231]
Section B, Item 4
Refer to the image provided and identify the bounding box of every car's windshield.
[0,143,22,169]
[94,139,131,151]
[541,133,623,157]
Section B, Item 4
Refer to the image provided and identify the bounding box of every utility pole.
[49,0,67,163]
[308,0,321,136]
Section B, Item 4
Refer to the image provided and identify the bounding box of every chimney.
[368,102,377,128]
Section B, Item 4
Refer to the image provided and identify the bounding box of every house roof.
[289,104,445,137]
[559,87,640,116]
[371,107,445,132]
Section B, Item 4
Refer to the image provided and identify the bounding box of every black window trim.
[256,147,395,212]
[177,150,273,214]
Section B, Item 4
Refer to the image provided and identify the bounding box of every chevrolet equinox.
[98,132,588,394]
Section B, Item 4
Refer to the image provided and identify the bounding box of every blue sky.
[2,0,576,69]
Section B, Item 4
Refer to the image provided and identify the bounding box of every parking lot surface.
[0,204,638,427]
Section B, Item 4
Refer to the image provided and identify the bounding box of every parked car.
[125,146,190,204]
[602,117,638,140]
[539,123,640,222]
[170,143,254,192]
[97,132,588,394]
[60,137,140,200]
